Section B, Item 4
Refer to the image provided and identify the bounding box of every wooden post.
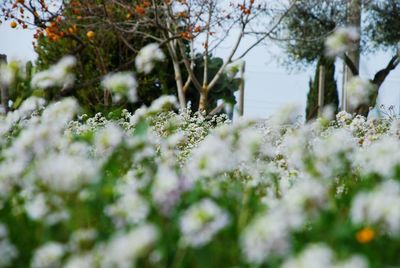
[346,0,361,82]
[0,54,9,114]
[341,61,347,112]
[238,61,245,116]
[318,65,325,117]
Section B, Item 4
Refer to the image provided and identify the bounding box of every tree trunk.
[346,0,361,82]
[344,0,362,114]
[0,54,9,114]
[198,90,208,112]
[172,60,186,109]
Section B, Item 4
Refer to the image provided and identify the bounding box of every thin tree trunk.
[318,65,325,117]
[198,90,208,112]
[172,60,186,109]
[346,0,361,83]
[0,54,9,114]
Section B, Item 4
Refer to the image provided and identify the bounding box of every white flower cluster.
[346,77,375,110]
[0,224,18,267]
[101,72,138,103]
[351,180,400,235]
[31,56,76,89]
[241,177,329,263]
[100,224,158,268]
[135,43,165,74]
[282,244,367,268]
[31,242,65,268]
[325,26,359,57]
[180,198,230,247]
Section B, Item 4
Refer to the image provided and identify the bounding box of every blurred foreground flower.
[135,43,165,74]
[346,76,375,110]
[101,72,138,103]
[180,198,230,247]
[325,27,359,57]
[31,56,76,89]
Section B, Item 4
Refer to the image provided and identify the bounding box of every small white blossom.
[31,56,76,89]
[282,244,334,268]
[325,27,359,57]
[64,253,96,268]
[35,153,98,193]
[354,137,400,177]
[135,43,165,74]
[180,198,230,247]
[0,224,18,267]
[101,72,137,103]
[31,242,65,268]
[105,192,149,227]
[25,193,49,220]
[346,77,375,110]
[94,123,124,157]
[100,224,158,268]
[351,180,400,235]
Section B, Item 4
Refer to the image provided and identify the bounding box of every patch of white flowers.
[2,72,400,267]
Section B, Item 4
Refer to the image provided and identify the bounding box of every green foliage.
[305,56,339,121]
[365,0,400,49]
[281,0,347,65]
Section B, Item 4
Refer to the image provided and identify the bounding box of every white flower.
[241,212,291,264]
[325,27,359,57]
[346,77,375,110]
[35,153,98,193]
[64,253,96,268]
[311,128,356,177]
[105,192,149,227]
[241,177,328,264]
[41,97,79,128]
[0,224,18,267]
[152,164,182,213]
[100,224,158,268]
[354,136,400,178]
[0,239,18,267]
[25,193,49,220]
[0,62,16,87]
[17,97,46,118]
[336,255,368,268]
[185,134,234,178]
[101,72,137,103]
[148,95,178,112]
[69,229,98,252]
[94,123,124,157]
[31,242,65,268]
[282,244,368,268]
[268,103,301,128]
[135,43,165,74]
[336,111,353,126]
[351,180,400,235]
[282,244,334,268]
[31,56,76,89]
[179,198,230,247]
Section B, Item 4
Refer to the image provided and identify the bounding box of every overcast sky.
[1,23,400,119]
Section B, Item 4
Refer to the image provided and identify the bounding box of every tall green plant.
[306,56,339,121]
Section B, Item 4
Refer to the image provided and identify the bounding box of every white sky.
[1,23,400,119]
